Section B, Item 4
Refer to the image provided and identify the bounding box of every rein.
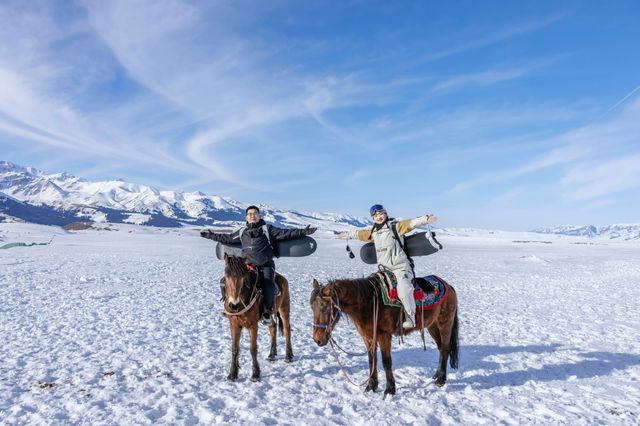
[314,280,381,387]
[223,269,261,316]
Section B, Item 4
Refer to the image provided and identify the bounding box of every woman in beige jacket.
[338,204,438,329]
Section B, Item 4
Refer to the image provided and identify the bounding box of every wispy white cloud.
[82,0,333,186]
[430,67,532,93]
[0,64,202,177]
[487,187,526,207]
[605,85,640,115]
[562,154,640,200]
[448,97,640,196]
[423,14,564,62]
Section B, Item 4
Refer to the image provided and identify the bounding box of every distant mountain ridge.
[532,224,640,240]
[0,161,369,229]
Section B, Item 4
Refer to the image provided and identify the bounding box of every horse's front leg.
[364,336,378,392]
[378,333,396,398]
[227,321,241,381]
[267,316,277,361]
[249,323,261,381]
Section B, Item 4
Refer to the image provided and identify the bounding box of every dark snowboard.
[359,231,441,265]
[216,236,317,260]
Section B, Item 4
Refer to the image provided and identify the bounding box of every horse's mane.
[225,256,248,277]
[325,275,379,304]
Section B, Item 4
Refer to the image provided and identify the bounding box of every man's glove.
[304,225,317,235]
[200,229,213,238]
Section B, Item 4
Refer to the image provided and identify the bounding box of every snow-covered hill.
[0,161,369,229]
[532,224,640,240]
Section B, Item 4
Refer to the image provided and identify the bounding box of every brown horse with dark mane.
[310,275,458,396]
[223,254,293,381]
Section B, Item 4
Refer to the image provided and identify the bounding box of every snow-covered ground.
[1,223,639,425]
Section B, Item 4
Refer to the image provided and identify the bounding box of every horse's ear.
[312,279,319,289]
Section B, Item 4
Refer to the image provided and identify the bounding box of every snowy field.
[1,223,639,425]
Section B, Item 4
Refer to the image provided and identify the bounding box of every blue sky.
[1,1,639,230]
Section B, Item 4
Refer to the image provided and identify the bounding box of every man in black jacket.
[200,205,316,324]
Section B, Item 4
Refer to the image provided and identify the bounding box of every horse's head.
[310,278,341,346]
[223,254,253,309]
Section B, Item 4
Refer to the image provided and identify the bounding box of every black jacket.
[202,220,308,266]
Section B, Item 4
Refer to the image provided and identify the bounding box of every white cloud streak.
[448,97,640,199]
[430,67,532,93]
[423,14,564,62]
[562,154,640,200]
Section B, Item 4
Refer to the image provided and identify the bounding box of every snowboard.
[216,236,317,260]
[359,231,441,265]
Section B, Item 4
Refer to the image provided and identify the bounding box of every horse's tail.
[276,312,284,336]
[449,309,459,369]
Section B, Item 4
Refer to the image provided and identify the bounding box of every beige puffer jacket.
[348,215,431,270]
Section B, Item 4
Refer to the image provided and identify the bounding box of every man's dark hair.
[246,205,260,214]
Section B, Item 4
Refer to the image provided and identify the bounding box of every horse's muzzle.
[227,297,240,309]
[313,334,329,347]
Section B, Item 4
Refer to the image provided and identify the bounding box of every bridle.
[311,279,381,387]
[223,266,261,316]
[311,284,342,334]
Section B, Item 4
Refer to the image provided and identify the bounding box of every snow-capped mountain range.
[0,161,369,229]
[2,161,638,239]
[532,224,640,241]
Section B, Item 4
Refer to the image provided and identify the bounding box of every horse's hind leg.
[426,323,442,380]
[276,279,294,362]
[227,322,241,381]
[434,345,450,386]
[378,333,396,398]
[433,307,457,386]
[249,323,261,382]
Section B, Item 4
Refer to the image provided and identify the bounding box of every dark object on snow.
[0,236,54,250]
[359,231,441,265]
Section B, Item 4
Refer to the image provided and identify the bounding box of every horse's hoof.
[227,374,237,381]
[364,381,378,393]
[435,380,446,387]
[267,355,276,362]
[251,375,260,382]
[284,356,294,363]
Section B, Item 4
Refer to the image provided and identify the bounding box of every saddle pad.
[376,273,448,310]
[415,275,447,310]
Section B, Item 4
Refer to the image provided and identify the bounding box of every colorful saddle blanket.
[376,272,448,310]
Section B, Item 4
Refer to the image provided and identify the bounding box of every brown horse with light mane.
[310,275,458,396]
[223,254,293,381]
